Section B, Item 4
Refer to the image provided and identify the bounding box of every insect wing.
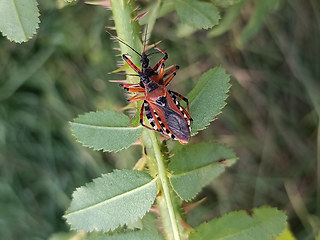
[165,107,190,143]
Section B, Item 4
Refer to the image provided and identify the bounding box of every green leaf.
[64,169,158,232]
[86,231,163,240]
[86,213,163,239]
[48,232,78,240]
[208,1,246,38]
[0,0,40,43]
[138,0,161,41]
[168,142,237,201]
[70,110,143,152]
[188,67,231,136]
[211,0,243,8]
[134,212,160,233]
[84,213,164,240]
[189,206,287,240]
[175,0,220,30]
[139,0,176,26]
[176,23,196,38]
[64,0,77,2]
[276,225,296,240]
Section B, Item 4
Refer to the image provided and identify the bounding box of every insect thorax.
[140,68,158,89]
[146,82,160,94]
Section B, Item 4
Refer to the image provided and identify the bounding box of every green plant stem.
[110,2,183,239]
[148,131,181,240]
[110,0,141,84]
[110,0,142,126]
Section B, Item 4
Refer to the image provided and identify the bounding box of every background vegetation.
[0,0,319,239]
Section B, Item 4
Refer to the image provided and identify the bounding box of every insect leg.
[139,102,154,131]
[163,65,179,78]
[152,47,168,71]
[148,105,169,135]
[156,63,165,83]
[169,90,193,122]
[144,102,178,140]
[127,95,145,103]
[119,83,140,88]
[141,101,165,133]
[119,83,145,92]
[122,55,141,73]
[163,72,177,86]
[121,87,145,93]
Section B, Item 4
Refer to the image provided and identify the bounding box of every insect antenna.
[147,52,162,57]
[143,24,148,54]
[106,30,142,57]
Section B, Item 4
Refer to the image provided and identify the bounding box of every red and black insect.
[116,37,193,144]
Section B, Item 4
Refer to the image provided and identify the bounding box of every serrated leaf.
[175,0,220,30]
[276,225,296,240]
[188,67,230,136]
[132,212,159,233]
[0,0,40,43]
[208,1,246,38]
[168,142,237,201]
[189,206,287,240]
[84,213,164,240]
[176,23,196,38]
[64,169,158,232]
[211,0,243,8]
[86,230,163,240]
[70,110,143,152]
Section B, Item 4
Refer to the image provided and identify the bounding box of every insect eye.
[141,55,149,68]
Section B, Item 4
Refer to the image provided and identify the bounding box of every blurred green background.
[0,0,319,239]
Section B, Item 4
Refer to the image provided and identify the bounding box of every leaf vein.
[72,122,143,130]
[66,177,158,217]
[169,157,237,178]
[11,0,27,40]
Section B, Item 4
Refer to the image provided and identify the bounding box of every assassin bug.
[114,34,193,144]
